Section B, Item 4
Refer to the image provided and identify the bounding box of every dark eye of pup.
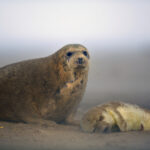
[66,52,73,57]
[83,51,88,57]
[99,116,104,121]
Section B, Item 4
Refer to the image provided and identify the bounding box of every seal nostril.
[78,58,83,64]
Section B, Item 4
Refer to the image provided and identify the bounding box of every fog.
[0,0,150,109]
[1,1,150,149]
[82,47,150,110]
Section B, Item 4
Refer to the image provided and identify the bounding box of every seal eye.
[66,52,73,57]
[83,51,88,57]
[99,116,104,121]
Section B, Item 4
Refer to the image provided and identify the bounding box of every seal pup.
[81,101,150,133]
[0,44,90,125]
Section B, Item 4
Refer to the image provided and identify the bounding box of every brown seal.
[80,101,150,133]
[0,44,90,125]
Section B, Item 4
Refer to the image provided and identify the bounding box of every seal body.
[81,102,150,133]
[0,44,89,124]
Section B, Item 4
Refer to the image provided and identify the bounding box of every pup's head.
[80,108,105,133]
[56,44,90,72]
[80,107,117,133]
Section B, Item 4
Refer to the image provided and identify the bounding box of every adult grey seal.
[0,44,90,125]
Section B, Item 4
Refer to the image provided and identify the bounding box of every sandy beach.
[0,104,150,150]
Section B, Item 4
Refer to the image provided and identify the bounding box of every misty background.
[0,0,150,109]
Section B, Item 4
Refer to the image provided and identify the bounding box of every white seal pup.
[81,101,150,132]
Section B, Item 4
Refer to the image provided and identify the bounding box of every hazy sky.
[0,0,150,49]
[0,1,150,104]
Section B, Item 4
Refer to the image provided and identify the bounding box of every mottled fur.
[0,44,89,125]
[80,101,150,133]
